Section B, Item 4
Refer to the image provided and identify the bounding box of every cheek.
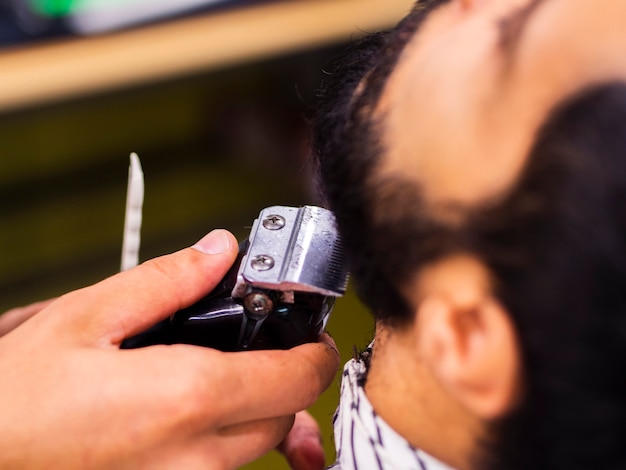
[381,11,533,205]
[382,58,480,184]
[383,78,495,207]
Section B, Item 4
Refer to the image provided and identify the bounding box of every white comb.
[121,152,144,271]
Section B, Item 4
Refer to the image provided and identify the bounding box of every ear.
[411,264,521,420]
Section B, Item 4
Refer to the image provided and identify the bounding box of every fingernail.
[192,229,231,254]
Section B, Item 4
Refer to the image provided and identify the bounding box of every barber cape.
[328,347,455,470]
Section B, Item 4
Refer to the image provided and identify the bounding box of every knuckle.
[142,256,181,286]
[168,348,224,425]
[139,256,191,310]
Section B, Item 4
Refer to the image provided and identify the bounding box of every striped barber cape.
[328,347,455,470]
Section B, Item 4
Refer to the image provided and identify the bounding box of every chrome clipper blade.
[232,205,348,301]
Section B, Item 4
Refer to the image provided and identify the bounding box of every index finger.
[208,333,340,426]
[151,333,340,427]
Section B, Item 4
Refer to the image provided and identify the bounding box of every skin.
[0,229,339,469]
[364,0,626,468]
[382,0,626,209]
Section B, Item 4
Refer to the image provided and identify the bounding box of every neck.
[364,322,483,470]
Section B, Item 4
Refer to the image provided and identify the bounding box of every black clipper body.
[122,206,348,351]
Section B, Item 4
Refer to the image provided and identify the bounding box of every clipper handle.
[120,241,245,349]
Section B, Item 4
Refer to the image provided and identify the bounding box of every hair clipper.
[121,205,348,351]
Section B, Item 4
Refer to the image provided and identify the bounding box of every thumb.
[54,229,238,345]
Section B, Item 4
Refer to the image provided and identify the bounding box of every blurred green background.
[0,44,377,468]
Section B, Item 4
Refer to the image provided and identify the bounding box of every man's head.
[313,1,626,468]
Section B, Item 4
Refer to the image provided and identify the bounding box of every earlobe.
[415,295,521,420]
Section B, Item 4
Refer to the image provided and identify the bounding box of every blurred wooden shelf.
[0,0,412,112]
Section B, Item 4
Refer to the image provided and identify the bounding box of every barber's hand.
[278,411,327,470]
[0,298,54,337]
[0,230,340,470]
